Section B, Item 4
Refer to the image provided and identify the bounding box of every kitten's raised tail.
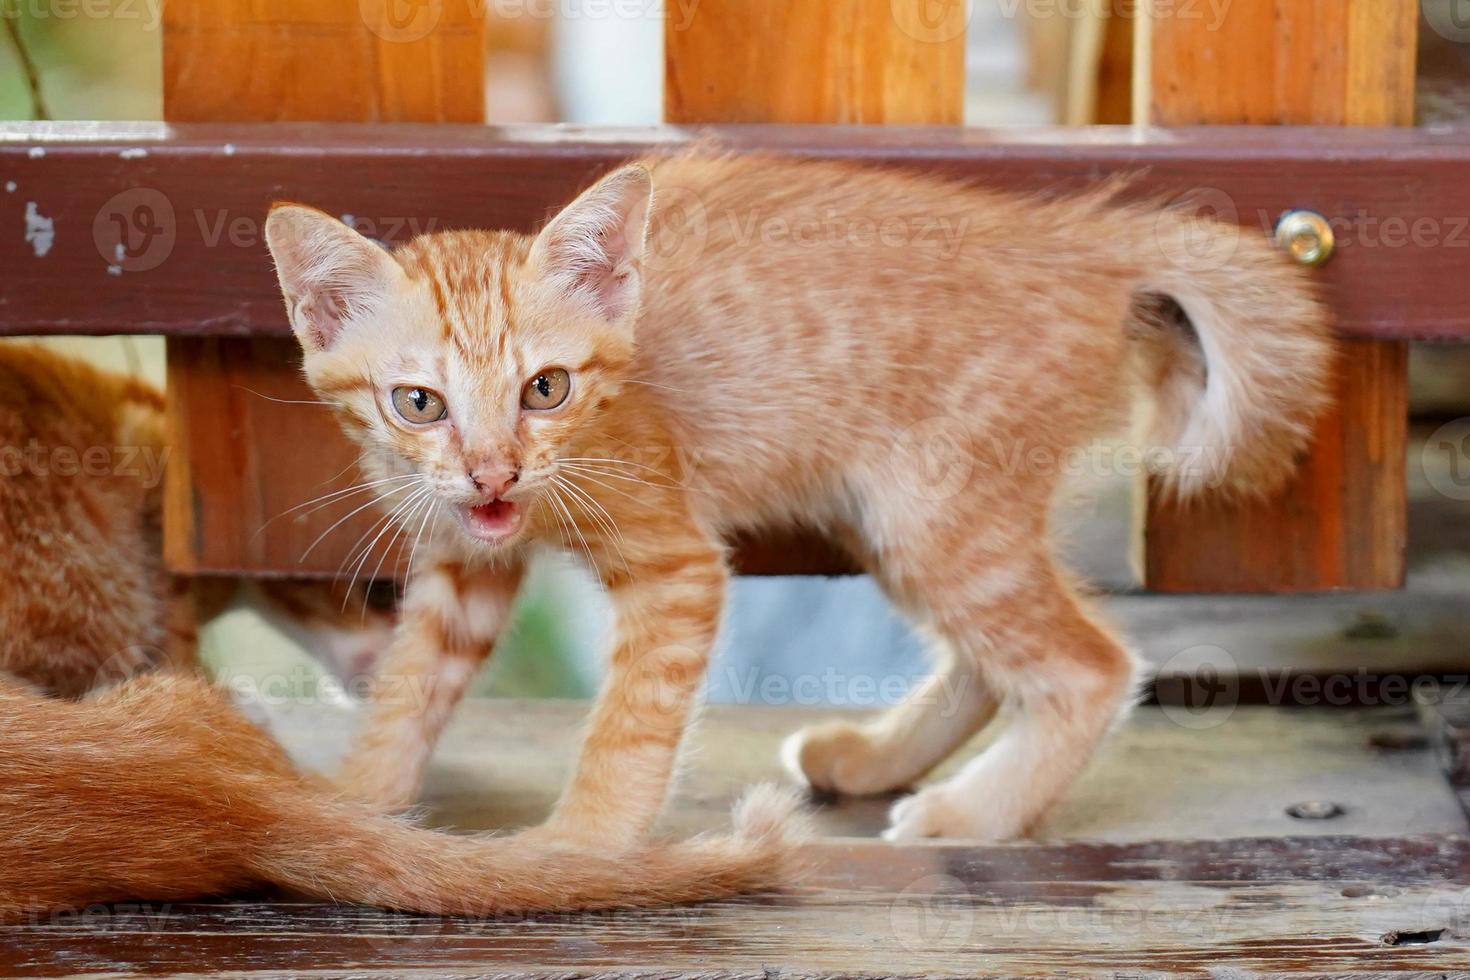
[0,673,808,922]
[1128,207,1336,498]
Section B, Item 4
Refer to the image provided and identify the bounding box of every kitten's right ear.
[265,205,403,353]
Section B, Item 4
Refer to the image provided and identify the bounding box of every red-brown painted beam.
[4,122,1470,341]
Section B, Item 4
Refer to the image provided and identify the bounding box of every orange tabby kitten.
[266,152,1331,844]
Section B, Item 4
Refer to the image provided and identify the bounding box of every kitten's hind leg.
[782,634,1000,797]
[883,564,1139,842]
[781,507,1024,799]
[337,559,523,809]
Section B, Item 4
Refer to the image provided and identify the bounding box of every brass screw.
[1275,210,1336,267]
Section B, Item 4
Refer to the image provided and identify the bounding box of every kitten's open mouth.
[457,499,523,543]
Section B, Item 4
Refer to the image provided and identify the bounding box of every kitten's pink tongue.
[464,499,520,540]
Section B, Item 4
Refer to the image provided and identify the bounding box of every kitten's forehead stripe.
[495,264,515,360]
[400,231,532,368]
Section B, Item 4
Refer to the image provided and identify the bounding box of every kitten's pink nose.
[468,466,519,498]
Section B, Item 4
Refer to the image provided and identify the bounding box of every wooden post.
[666,0,963,572]
[666,0,966,125]
[163,0,484,122]
[161,0,484,577]
[1137,0,1415,592]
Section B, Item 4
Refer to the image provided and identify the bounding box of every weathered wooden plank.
[1,836,1466,977]
[3,122,1470,341]
[3,702,1465,975]
[1417,684,1470,822]
[253,702,1467,843]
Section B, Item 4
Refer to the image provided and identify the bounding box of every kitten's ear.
[265,205,403,353]
[529,164,653,323]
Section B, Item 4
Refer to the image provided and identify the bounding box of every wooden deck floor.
[6,701,1469,977]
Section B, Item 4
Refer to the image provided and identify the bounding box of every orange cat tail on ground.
[0,674,808,922]
[1126,205,1337,500]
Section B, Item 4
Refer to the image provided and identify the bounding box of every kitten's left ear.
[530,164,653,323]
[265,204,405,354]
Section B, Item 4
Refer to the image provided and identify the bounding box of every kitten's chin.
[454,499,525,546]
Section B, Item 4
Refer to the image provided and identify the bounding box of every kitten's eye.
[391,386,447,424]
[522,369,571,411]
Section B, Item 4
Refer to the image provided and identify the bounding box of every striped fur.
[267,152,1332,843]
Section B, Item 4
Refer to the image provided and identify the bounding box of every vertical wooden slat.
[665,0,966,125]
[163,0,484,123]
[1140,0,1415,592]
[162,0,484,575]
[1092,8,1133,124]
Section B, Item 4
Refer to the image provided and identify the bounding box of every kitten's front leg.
[337,559,524,809]
[534,535,728,850]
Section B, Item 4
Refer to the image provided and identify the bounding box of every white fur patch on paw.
[883,786,971,841]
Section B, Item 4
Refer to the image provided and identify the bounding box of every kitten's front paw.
[883,786,970,840]
[883,786,1021,842]
[781,721,906,797]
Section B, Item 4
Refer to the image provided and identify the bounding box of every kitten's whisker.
[553,464,652,506]
[621,379,691,395]
[340,486,431,609]
[557,461,696,495]
[537,492,572,556]
[334,499,403,584]
[546,483,596,571]
[556,456,672,477]
[317,455,366,491]
[262,473,421,536]
[359,490,432,619]
[335,488,414,587]
[551,475,622,541]
[388,490,436,584]
[300,480,421,563]
[361,493,423,602]
[541,491,577,559]
[554,475,630,575]
[403,498,439,584]
[231,384,334,407]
